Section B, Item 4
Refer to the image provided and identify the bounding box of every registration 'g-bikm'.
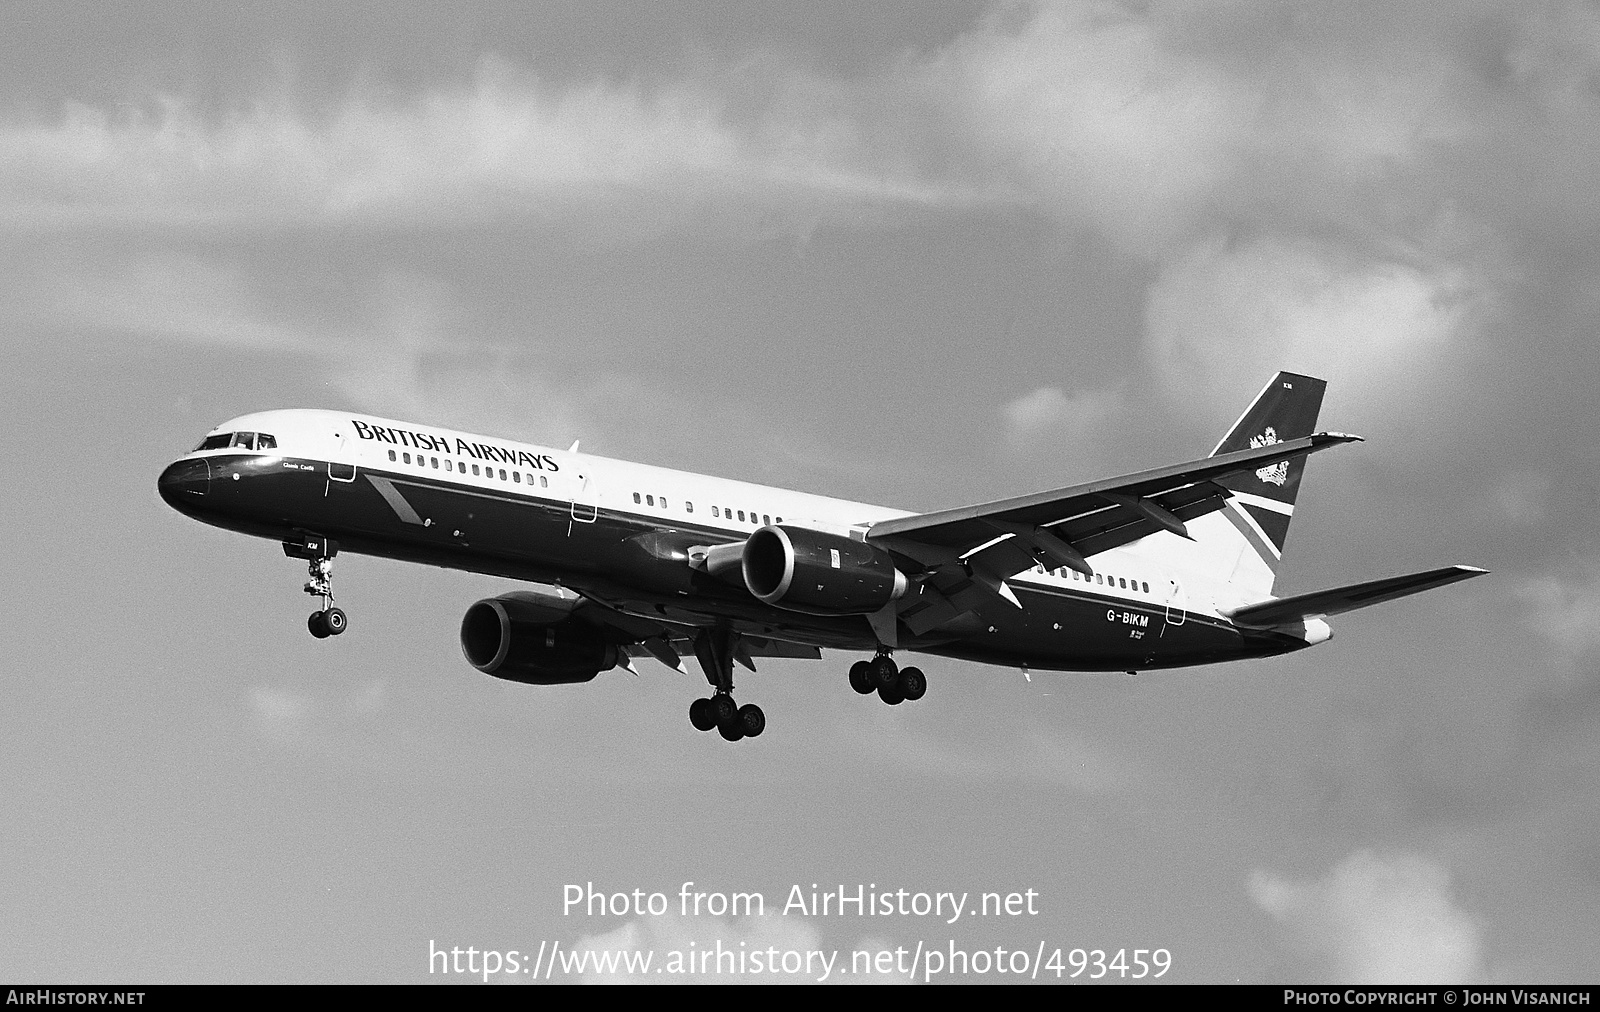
[158,372,1484,742]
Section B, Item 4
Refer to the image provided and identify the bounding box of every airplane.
[157,371,1485,742]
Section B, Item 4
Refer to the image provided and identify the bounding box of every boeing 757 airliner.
[157,372,1483,742]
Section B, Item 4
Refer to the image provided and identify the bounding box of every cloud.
[1249,849,1485,983]
[0,251,664,446]
[923,2,1600,425]
[1142,235,1475,418]
[1002,385,1121,447]
[569,913,897,984]
[0,58,991,240]
[248,686,312,744]
[246,681,388,746]
[937,2,1259,255]
[1516,563,1600,658]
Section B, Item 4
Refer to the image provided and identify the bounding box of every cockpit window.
[195,431,277,452]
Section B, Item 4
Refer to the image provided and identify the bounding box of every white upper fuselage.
[187,408,1234,620]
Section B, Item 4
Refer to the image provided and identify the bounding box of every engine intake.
[460,594,621,684]
[742,525,907,616]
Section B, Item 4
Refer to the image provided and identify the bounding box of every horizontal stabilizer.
[1226,565,1487,627]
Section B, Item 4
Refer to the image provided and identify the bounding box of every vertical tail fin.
[1199,372,1326,596]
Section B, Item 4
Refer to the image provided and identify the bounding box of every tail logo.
[1249,427,1289,486]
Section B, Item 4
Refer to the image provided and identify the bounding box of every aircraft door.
[569,471,597,530]
[1163,577,1187,629]
[328,432,357,483]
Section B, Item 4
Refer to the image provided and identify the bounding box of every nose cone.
[158,458,210,511]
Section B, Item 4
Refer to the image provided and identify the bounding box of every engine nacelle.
[459,593,621,684]
[742,525,907,616]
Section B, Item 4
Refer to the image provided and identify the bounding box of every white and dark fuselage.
[157,408,1305,675]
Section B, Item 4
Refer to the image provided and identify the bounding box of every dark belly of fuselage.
[159,454,1299,671]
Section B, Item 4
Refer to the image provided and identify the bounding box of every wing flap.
[1226,565,1487,627]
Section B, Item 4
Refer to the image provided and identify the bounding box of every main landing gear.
[688,694,765,742]
[688,625,765,742]
[849,652,927,706]
[284,536,347,640]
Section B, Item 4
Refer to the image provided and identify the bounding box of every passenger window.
[257,434,277,450]
[388,450,397,461]
[662,499,669,510]
[1095,574,1103,584]
[403,452,411,464]
[634,493,641,504]
[540,476,547,488]
[1142,581,1149,593]
[738,511,745,522]
[763,515,770,525]
[431,458,438,468]
[686,502,694,513]
[513,472,521,483]
[1119,578,1127,589]
[472,465,479,476]
[776,517,782,524]
[711,506,719,517]
[646,495,654,506]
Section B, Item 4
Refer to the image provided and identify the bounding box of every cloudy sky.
[2,0,1596,984]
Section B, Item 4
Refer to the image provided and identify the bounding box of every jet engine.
[459,592,622,684]
[741,525,907,616]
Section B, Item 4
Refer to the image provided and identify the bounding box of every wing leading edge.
[867,431,1361,573]
[863,431,1361,638]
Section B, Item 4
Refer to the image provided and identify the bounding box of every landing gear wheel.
[689,697,716,732]
[870,655,899,690]
[898,666,926,701]
[849,661,875,695]
[323,607,348,636]
[877,683,905,705]
[709,693,737,725]
[737,703,765,738]
[307,611,330,639]
[717,718,746,742]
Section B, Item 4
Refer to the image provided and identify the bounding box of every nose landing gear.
[284,536,347,639]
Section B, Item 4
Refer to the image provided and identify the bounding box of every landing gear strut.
[848,651,927,705]
[688,624,764,741]
[285,536,347,639]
